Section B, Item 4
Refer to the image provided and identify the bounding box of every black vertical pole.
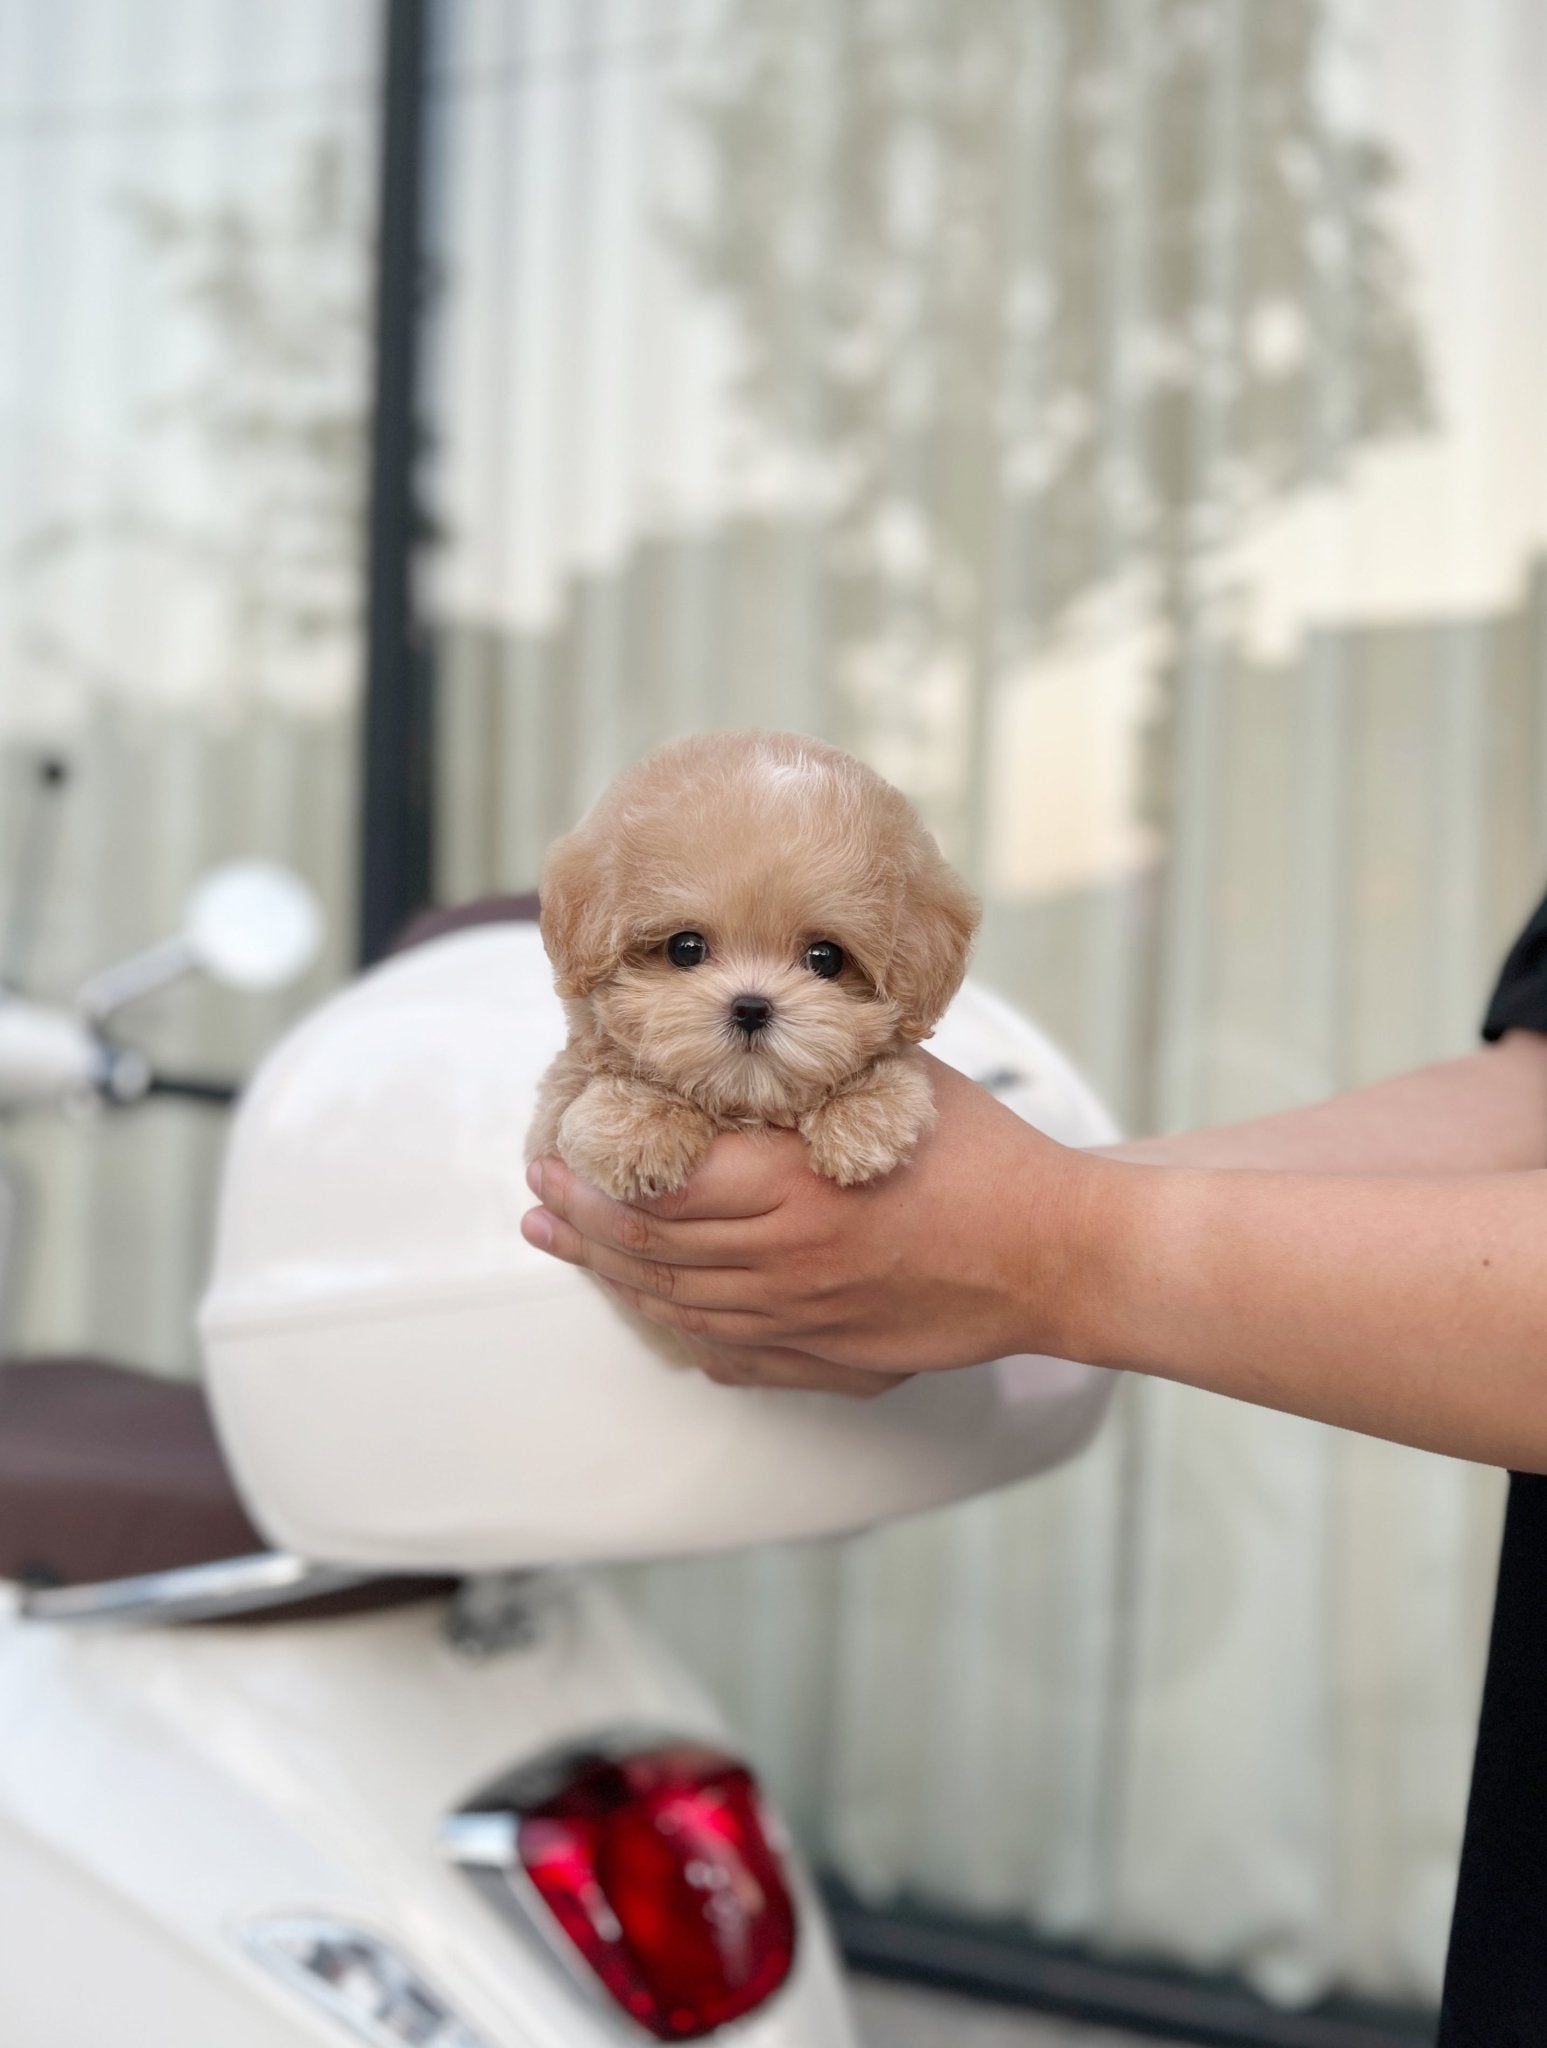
[359,0,432,965]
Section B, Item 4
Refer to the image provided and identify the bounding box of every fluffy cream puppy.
[524,733,975,1196]
[528,730,980,1202]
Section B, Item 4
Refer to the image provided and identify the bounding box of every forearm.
[1100,1032,1547,1175]
[1070,1159,1547,1470]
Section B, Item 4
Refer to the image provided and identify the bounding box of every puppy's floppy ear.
[538,827,617,998]
[886,844,980,1042]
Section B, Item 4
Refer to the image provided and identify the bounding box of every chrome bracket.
[18,1550,372,1626]
[443,1570,547,1660]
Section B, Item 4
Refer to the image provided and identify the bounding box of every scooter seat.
[0,1357,265,1587]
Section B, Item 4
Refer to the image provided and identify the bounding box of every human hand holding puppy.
[524,1053,1087,1393]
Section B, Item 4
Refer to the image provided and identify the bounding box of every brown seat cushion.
[388,891,540,954]
[0,1358,454,1621]
[0,1358,264,1586]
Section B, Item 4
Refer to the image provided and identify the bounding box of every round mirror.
[183,862,324,992]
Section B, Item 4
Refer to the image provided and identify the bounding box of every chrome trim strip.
[438,1810,518,1870]
[19,1550,374,1626]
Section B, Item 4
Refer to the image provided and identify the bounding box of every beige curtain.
[428,0,1547,2004]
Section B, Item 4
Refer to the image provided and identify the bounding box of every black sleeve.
[1482,891,1547,1039]
[1439,1473,1547,2044]
[1437,888,1547,2042]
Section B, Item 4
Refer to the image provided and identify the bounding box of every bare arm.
[1078,1033,1547,1464]
[1104,1031,1547,1174]
[1075,1157,1547,1468]
[522,1034,1547,1467]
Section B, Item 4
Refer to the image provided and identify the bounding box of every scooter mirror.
[183,863,323,993]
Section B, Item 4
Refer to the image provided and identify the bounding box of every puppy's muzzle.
[729,993,773,1038]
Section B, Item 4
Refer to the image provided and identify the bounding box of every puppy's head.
[540,731,980,1120]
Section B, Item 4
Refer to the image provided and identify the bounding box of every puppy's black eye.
[803,940,845,979]
[666,931,709,968]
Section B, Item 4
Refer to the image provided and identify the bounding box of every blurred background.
[5,0,1546,2040]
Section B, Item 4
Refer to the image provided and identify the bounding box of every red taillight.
[512,1742,796,2040]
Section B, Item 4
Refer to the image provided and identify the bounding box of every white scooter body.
[0,1574,854,2046]
[0,917,1118,2048]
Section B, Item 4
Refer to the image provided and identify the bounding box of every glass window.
[0,0,379,1370]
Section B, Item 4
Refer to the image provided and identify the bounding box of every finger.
[527,1157,766,1267]
[521,1205,768,1312]
[619,1128,810,1222]
[679,1337,909,1401]
[595,1277,781,1348]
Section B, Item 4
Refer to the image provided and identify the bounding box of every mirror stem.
[76,937,197,1025]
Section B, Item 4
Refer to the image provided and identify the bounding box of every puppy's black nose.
[730,994,773,1034]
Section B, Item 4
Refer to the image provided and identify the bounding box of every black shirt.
[1436,894,1547,2044]
[1480,893,1547,1046]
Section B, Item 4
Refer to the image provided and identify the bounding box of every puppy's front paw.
[800,1056,936,1186]
[558,1079,716,1202]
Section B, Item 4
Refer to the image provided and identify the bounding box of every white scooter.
[0,850,1118,2047]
